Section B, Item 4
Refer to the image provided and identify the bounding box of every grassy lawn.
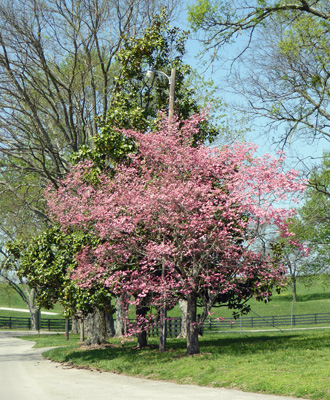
[0,283,64,317]
[1,277,330,321]
[12,277,330,398]
[22,329,330,400]
[166,278,330,319]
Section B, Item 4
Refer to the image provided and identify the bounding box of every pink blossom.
[46,112,306,336]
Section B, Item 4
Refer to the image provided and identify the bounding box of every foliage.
[6,226,112,316]
[269,219,310,301]
[298,153,330,279]
[0,0,181,239]
[188,0,330,53]
[188,0,330,145]
[73,12,220,170]
[46,113,305,354]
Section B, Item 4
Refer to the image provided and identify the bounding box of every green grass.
[22,333,81,348]
[16,278,330,399]
[23,330,330,400]
[0,310,62,319]
[164,277,330,319]
[0,283,64,317]
[2,278,330,321]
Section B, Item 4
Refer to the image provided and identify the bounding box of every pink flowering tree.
[46,113,305,355]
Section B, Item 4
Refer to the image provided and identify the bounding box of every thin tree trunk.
[186,291,200,355]
[292,277,298,302]
[65,318,69,341]
[80,318,85,342]
[177,299,187,338]
[105,309,115,337]
[26,288,40,331]
[136,304,148,348]
[159,303,167,351]
[114,295,127,337]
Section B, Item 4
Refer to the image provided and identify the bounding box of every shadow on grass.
[49,330,330,368]
[199,332,330,355]
[274,292,330,302]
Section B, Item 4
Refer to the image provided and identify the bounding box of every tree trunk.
[114,295,127,337]
[186,291,200,355]
[177,299,187,338]
[65,318,69,341]
[105,309,115,337]
[80,318,85,342]
[29,307,40,331]
[136,304,148,349]
[71,315,80,334]
[159,303,167,351]
[85,308,107,345]
[292,277,297,302]
[25,288,40,331]
[71,313,85,342]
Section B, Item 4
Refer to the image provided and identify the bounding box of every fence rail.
[1,312,330,333]
[0,315,71,331]
[202,312,330,332]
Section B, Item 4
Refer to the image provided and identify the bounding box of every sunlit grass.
[0,283,64,316]
[23,330,330,400]
[22,333,80,348]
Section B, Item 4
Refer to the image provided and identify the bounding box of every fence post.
[9,317,11,329]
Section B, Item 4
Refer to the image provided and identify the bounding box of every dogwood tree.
[47,113,305,355]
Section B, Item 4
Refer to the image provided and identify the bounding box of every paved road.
[0,331,304,400]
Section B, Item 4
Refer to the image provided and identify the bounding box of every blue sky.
[176,4,330,175]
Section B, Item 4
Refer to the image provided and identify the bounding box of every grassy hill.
[166,277,330,319]
[0,283,64,318]
[1,277,330,320]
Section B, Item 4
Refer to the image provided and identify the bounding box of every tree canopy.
[46,112,305,354]
[188,0,330,146]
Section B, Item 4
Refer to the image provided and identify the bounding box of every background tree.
[0,0,181,226]
[7,226,114,342]
[0,0,181,322]
[269,218,310,302]
[188,0,330,147]
[298,154,330,281]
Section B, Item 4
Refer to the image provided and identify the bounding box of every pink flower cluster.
[46,113,306,322]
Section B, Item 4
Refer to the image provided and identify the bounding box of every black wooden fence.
[147,312,330,336]
[201,312,330,332]
[147,317,182,338]
[1,312,330,333]
[0,315,71,331]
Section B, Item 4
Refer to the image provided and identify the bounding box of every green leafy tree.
[7,226,114,341]
[188,0,330,146]
[14,14,226,339]
[269,219,310,302]
[74,11,222,170]
[0,0,181,324]
[298,154,330,281]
